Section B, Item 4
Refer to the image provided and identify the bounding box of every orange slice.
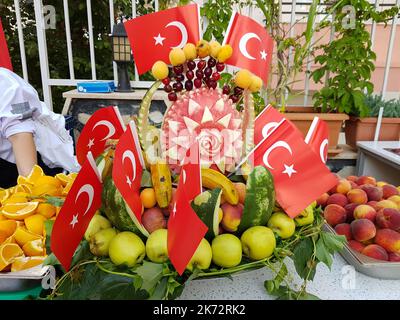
[2,202,38,220]
[62,180,74,196]
[0,214,6,221]
[22,239,44,256]
[24,215,46,235]
[0,243,24,271]
[0,189,11,204]
[37,203,56,219]
[14,227,42,247]
[34,176,62,188]
[0,220,18,239]
[11,256,45,272]
[32,184,62,197]
[68,172,78,180]
[27,165,44,185]
[55,173,70,187]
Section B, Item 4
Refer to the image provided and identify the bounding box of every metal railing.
[9,0,400,110]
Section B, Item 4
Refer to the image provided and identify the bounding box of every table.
[180,255,400,300]
[356,141,400,185]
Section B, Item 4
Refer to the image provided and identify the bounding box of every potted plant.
[345,94,400,149]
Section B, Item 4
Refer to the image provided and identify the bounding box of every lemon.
[183,43,197,60]
[169,48,186,66]
[151,61,169,80]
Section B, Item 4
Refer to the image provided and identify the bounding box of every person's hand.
[8,132,37,177]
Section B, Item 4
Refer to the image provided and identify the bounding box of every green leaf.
[321,232,346,253]
[44,196,65,207]
[70,241,94,269]
[315,238,333,269]
[43,253,60,266]
[149,277,168,300]
[44,219,54,254]
[135,260,164,293]
[292,238,315,280]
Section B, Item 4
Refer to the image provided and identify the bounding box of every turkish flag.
[76,106,126,165]
[250,119,338,217]
[0,18,13,71]
[113,121,145,222]
[305,117,329,164]
[254,105,300,145]
[125,4,201,75]
[51,152,103,271]
[168,141,207,275]
[223,13,274,83]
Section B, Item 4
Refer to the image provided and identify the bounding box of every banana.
[201,168,239,205]
[150,160,172,208]
[240,162,252,181]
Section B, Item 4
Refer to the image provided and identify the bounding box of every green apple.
[146,229,168,263]
[186,238,212,271]
[241,226,276,260]
[89,228,117,257]
[84,215,111,241]
[267,212,296,239]
[211,234,242,268]
[294,205,314,226]
[109,231,145,267]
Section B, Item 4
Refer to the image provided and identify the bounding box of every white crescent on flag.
[181,169,187,185]
[239,32,261,60]
[320,139,328,163]
[262,122,280,139]
[122,149,137,183]
[92,120,116,142]
[263,141,293,170]
[165,21,188,49]
[75,184,94,216]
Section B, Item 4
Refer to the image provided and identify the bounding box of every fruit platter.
[319,175,400,279]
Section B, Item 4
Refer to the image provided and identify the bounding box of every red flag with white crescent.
[51,152,103,271]
[125,4,201,75]
[113,121,145,223]
[0,18,13,71]
[76,106,126,165]
[250,119,338,217]
[305,117,329,164]
[168,141,207,275]
[223,12,274,83]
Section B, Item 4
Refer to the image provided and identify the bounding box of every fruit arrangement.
[0,165,75,273]
[318,175,400,262]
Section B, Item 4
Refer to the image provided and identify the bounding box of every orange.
[18,184,33,194]
[140,188,157,208]
[13,226,42,246]
[55,206,62,216]
[26,165,44,184]
[17,175,31,185]
[0,243,24,271]
[24,215,46,235]
[2,202,38,220]
[3,235,16,244]
[0,214,6,221]
[22,239,44,256]
[55,173,70,187]
[62,180,74,196]
[37,203,56,219]
[32,184,62,197]
[0,220,18,239]
[68,172,78,180]
[3,196,28,205]
[11,256,45,272]
[0,189,11,204]
[34,176,62,188]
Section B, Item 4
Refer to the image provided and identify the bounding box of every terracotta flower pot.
[345,117,400,149]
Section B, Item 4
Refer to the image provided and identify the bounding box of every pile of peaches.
[317,175,400,262]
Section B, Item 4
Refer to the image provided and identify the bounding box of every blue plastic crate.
[77,81,115,93]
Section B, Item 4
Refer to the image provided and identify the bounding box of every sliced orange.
[11,256,45,272]
[17,175,31,185]
[55,173,70,187]
[3,235,16,244]
[68,172,78,180]
[24,215,46,235]
[0,189,11,204]
[62,180,74,196]
[0,243,24,271]
[32,184,62,197]
[0,214,6,221]
[22,239,44,256]
[0,220,18,239]
[0,230,8,244]
[34,176,62,188]
[3,197,28,205]
[27,165,44,184]
[13,226,42,247]
[37,203,56,219]
[2,202,38,220]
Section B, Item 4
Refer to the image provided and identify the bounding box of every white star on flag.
[154,33,166,46]
[70,214,79,228]
[126,176,132,188]
[87,138,95,149]
[282,164,297,178]
[260,49,267,60]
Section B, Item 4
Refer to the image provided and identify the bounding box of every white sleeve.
[2,117,35,139]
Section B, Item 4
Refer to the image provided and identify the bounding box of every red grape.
[168,92,177,101]
[194,78,202,88]
[162,77,170,85]
[186,70,194,80]
[185,80,193,91]
[187,60,196,70]
[216,62,225,72]
[208,57,216,67]
[212,72,220,81]
[164,84,172,93]
[197,60,206,70]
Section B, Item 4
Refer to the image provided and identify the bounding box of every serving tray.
[0,265,50,292]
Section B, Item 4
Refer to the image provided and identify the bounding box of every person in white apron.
[0,67,79,188]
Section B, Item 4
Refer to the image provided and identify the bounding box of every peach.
[346,176,358,183]
[332,179,352,195]
[374,228,400,253]
[334,223,352,241]
[377,181,388,188]
[382,184,399,199]
[221,203,244,232]
[361,244,389,261]
[348,240,365,253]
[350,219,376,242]
[350,181,359,189]
[388,195,400,209]
[347,189,368,205]
[367,201,379,212]
[376,208,400,231]
[327,193,348,207]
[360,185,383,202]
[389,252,400,262]
[376,200,398,211]
[323,204,347,227]
[316,193,329,207]
[344,203,358,222]
[234,182,246,205]
[353,204,376,222]
[142,207,167,233]
[356,176,376,186]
